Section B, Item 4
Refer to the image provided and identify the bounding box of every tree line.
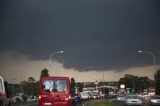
[118,69,160,95]
[21,68,160,97]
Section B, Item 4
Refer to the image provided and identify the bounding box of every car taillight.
[39,94,48,100]
[0,92,6,100]
[65,95,71,101]
[38,95,41,100]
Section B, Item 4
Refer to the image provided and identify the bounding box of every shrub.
[15,97,23,103]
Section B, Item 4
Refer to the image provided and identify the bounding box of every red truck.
[0,76,10,106]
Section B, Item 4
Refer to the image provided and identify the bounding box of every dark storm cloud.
[0,0,160,71]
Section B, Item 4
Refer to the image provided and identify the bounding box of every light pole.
[138,50,156,79]
[82,66,93,89]
[103,71,104,83]
[49,51,64,72]
[138,51,155,65]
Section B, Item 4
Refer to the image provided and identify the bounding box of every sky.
[0,0,160,83]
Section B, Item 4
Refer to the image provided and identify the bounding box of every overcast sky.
[0,0,160,83]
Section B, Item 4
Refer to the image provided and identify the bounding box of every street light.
[49,51,64,72]
[138,51,155,65]
[82,66,93,88]
[103,71,104,83]
[138,50,156,79]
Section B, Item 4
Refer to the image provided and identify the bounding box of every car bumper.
[150,102,160,105]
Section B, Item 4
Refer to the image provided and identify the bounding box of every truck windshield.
[42,79,67,92]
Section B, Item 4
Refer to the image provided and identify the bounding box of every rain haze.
[0,0,160,83]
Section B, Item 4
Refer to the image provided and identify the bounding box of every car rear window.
[42,79,67,92]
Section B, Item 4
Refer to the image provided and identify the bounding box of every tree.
[71,77,76,96]
[4,81,10,98]
[21,77,39,97]
[104,87,109,95]
[28,77,35,82]
[118,74,152,93]
[118,74,137,91]
[154,69,160,95]
[76,82,83,92]
[40,68,49,77]
[137,76,151,92]
[98,81,105,86]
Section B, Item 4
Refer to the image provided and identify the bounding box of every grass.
[84,99,118,106]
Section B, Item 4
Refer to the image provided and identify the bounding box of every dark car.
[74,94,81,103]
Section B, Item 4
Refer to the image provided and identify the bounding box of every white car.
[125,95,143,106]
[80,93,90,100]
[150,95,160,105]
[116,95,126,102]
[91,92,100,99]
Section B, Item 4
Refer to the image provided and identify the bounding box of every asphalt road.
[10,101,83,106]
[10,99,152,106]
[115,102,151,106]
[10,101,38,106]
[112,98,151,106]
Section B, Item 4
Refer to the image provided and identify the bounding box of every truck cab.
[0,76,10,106]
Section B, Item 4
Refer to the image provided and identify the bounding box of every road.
[81,98,152,106]
[10,101,83,106]
[110,98,151,106]
[114,102,151,106]
[10,99,152,106]
[10,101,38,106]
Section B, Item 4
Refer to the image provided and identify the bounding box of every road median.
[83,99,118,106]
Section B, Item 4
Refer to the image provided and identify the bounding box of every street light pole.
[138,51,155,65]
[82,66,93,89]
[138,50,156,79]
[49,51,64,72]
[103,71,104,83]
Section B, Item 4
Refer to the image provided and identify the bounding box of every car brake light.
[65,95,71,101]
[68,95,71,100]
[39,94,48,100]
[38,95,41,100]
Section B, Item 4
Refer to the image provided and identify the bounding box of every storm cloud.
[1,0,160,71]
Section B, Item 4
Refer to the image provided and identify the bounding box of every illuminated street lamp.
[49,51,64,72]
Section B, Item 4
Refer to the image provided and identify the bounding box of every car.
[125,95,143,106]
[38,76,72,106]
[116,95,126,102]
[149,95,160,106]
[0,76,10,106]
[91,92,100,99]
[11,95,24,103]
[80,92,90,100]
[74,94,81,103]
